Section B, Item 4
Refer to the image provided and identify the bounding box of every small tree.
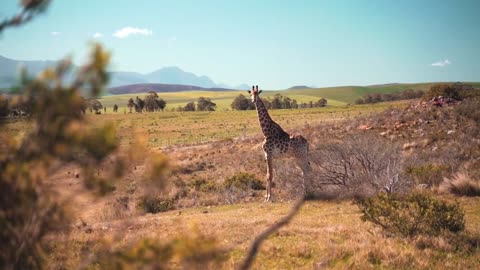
[156,98,166,111]
[316,98,327,107]
[136,96,145,112]
[127,98,136,113]
[91,99,103,114]
[231,94,255,110]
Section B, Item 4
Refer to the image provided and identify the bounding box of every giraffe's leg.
[265,155,274,202]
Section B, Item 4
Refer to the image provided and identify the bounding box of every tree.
[231,94,255,110]
[136,96,145,112]
[156,98,166,111]
[197,97,216,111]
[113,104,118,112]
[291,99,298,109]
[91,99,103,114]
[144,91,167,112]
[0,95,9,117]
[316,98,327,107]
[127,98,136,113]
[271,95,282,109]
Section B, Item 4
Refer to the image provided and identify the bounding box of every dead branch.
[238,196,305,270]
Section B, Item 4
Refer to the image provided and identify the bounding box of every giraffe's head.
[247,85,262,104]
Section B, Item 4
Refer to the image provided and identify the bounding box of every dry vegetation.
[2,3,480,268]
[3,75,480,269]
[32,92,479,269]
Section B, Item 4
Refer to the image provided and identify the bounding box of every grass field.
[76,101,405,147]
[3,94,480,269]
[98,90,347,111]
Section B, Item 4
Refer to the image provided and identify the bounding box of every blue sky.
[0,0,479,89]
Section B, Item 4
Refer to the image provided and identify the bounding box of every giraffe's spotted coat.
[248,85,311,202]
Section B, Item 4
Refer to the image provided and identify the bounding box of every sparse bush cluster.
[231,94,328,110]
[424,82,479,101]
[127,91,167,113]
[139,195,177,213]
[177,97,216,111]
[357,192,465,237]
[223,172,264,191]
[355,88,424,104]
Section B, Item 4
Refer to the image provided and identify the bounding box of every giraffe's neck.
[254,97,284,138]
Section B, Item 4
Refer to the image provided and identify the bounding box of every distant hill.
[283,82,480,104]
[0,55,247,90]
[287,85,313,90]
[0,55,71,89]
[108,83,234,95]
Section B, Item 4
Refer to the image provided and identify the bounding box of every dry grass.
[440,172,480,197]
[44,198,480,269]
[4,98,480,269]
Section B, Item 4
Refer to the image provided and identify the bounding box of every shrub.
[455,98,480,124]
[187,178,220,192]
[314,134,411,194]
[439,172,480,197]
[406,164,449,187]
[357,192,465,237]
[92,230,225,269]
[231,94,255,110]
[224,172,264,190]
[139,196,176,213]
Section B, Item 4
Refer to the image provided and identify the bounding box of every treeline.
[355,89,424,104]
[176,97,217,112]
[230,94,327,110]
[355,83,479,105]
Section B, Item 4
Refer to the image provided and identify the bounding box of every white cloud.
[431,59,451,67]
[113,27,152,38]
[51,31,61,36]
[93,32,103,38]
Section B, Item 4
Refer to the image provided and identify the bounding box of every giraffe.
[248,85,311,202]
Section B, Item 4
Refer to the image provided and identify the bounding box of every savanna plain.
[3,87,480,269]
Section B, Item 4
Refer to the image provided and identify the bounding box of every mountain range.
[0,55,249,91]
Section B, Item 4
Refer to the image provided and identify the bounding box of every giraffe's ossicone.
[248,85,311,202]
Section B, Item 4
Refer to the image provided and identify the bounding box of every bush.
[406,164,449,187]
[139,196,176,213]
[440,172,480,197]
[187,178,220,192]
[224,172,264,190]
[455,98,480,124]
[357,192,465,237]
[314,134,411,194]
[231,94,255,110]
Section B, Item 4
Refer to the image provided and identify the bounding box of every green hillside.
[284,82,480,103]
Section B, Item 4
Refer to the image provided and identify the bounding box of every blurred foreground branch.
[0,0,50,33]
[239,196,305,270]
